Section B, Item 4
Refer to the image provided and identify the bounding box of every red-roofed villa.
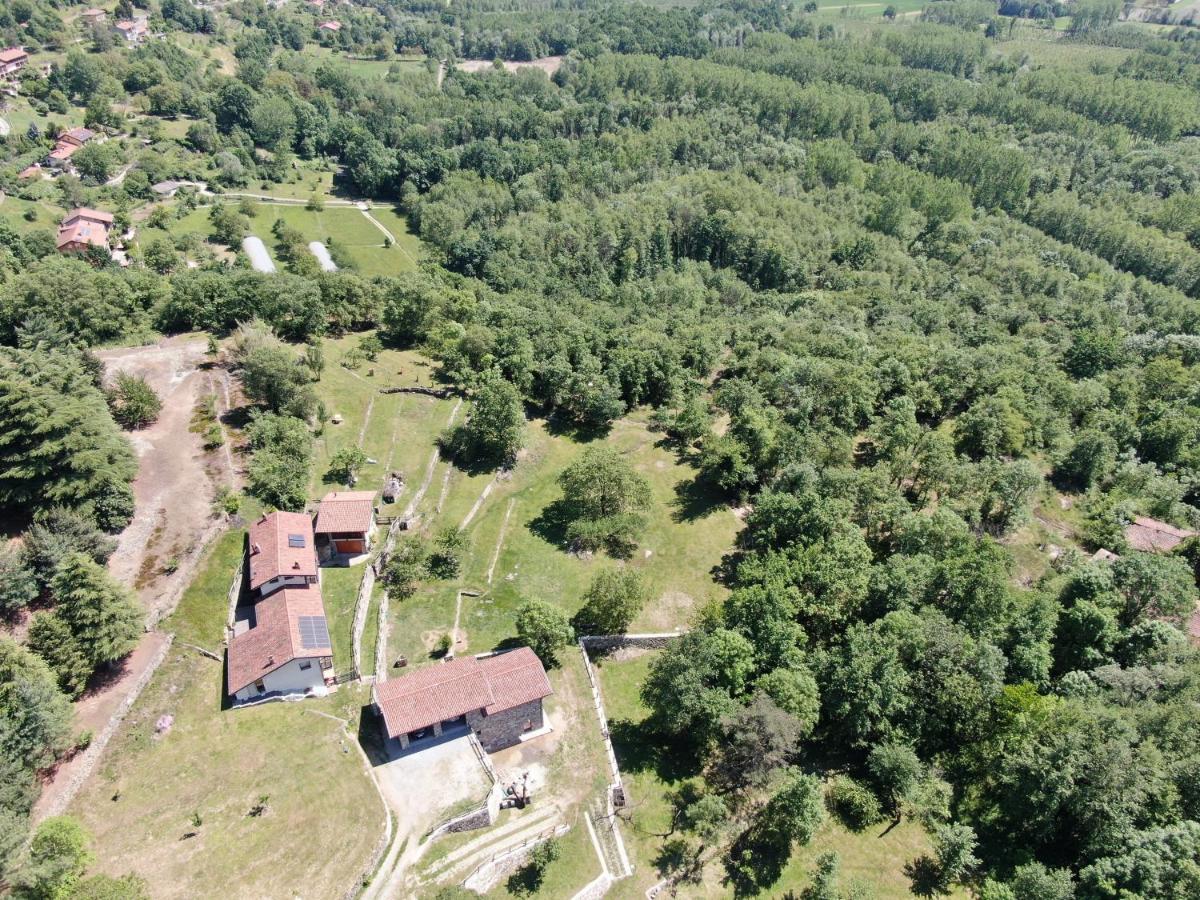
[56,208,113,253]
[314,490,377,563]
[248,510,320,597]
[1125,516,1196,554]
[227,587,333,702]
[373,647,553,751]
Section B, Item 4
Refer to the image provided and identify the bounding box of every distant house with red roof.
[80,8,108,26]
[1125,516,1196,554]
[248,510,320,597]
[318,20,342,32]
[227,587,333,701]
[373,647,553,751]
[56,208,113,253]
[314,490,376,562]
[18,163,41,180]
[113,17,148,43]
[0,48,28,79]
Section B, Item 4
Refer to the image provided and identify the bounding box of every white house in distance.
[0,47,28,79]
[313,490,377,564]
[229,510,333,703]
[113,16,148,43]
[227,587,333,702]
[248,510,320,598]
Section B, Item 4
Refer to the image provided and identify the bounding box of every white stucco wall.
[234,657,327,702]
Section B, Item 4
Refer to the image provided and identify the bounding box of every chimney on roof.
[266,655,274,667]
[292,561,301,569]
[250,543,261,555]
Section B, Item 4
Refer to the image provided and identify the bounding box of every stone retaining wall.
[578,632,682,652]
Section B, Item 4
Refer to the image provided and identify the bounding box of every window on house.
[524,719,533,731]
[299,660,313,671]
[254,680,265,693]
[287,534,306,548]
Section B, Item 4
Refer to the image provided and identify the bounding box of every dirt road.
[35,337,236,821]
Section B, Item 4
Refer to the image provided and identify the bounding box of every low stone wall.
[37,633,176,822]
[572,872,614,900]
[461,823,570,894]
[578,632,682,652]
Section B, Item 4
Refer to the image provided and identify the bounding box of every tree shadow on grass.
[543,413,612,443]
[609,718,703,784]
[527,498,573,550]
[672,474,727,524]
[724,822,791,898]
[220,403,256,430]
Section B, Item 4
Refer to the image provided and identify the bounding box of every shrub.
[826,776,884,831]
[108,373,163,430]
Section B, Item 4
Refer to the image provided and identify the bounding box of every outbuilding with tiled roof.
[314,490,377,562]
[1125,516,1196,554]
[373,647,553,751]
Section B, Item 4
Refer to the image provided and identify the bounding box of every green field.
[145,199,422,275]
[71,526,383,900]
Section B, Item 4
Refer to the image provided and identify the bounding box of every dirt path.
[34,337,234,822]
[486,499,516,585]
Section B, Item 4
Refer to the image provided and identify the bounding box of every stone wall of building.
[476,698,544,752]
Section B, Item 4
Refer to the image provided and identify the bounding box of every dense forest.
[3,0,1200,896]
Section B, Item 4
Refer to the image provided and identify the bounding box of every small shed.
[314,490,377,562]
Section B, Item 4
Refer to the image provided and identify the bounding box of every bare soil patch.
[456,55,564,76]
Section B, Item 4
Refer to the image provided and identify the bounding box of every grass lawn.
[299,47,432,81]
[319,563,363,675]
[482,819,597,899]
[241,201,420,276]
[396,410,742,667]
[0,194,66,236]
[71,525,384,900]
[594,652,957,900]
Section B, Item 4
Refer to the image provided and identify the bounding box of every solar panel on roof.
[298,616,330,650]
[287,534,306,548]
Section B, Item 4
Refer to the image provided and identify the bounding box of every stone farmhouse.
[228,511,332,703]
[373,647,552,752]
[0,47,28,79]
[314,490,377,563]
[56,208,113,253]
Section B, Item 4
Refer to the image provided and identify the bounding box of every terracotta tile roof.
[479,647,554,715]
[248,511,318,590]
[49,142,79,160]
[0,48,28,64]
[1125,516,1196,553]
[61,127,96,145]
[57,218,110,250]
[314,490,376,535]
[374,647,552,738]
[319,20,342,30]
[227,587,330,694]
[65,207,114,224]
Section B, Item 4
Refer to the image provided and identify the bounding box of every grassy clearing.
[169,528,243,650]
[319,563,362,674]
[416,411,741,665]
[482,819,597,899]
[71,527,383,900]
[594,652,949,900]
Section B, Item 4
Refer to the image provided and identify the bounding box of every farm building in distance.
[56,208,113,253]
[1125,516,1196,553]
[314,490,377,563]
[373,647,553,752]
[229,511,333,703]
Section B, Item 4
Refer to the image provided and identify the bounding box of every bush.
[826,776,884,831]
